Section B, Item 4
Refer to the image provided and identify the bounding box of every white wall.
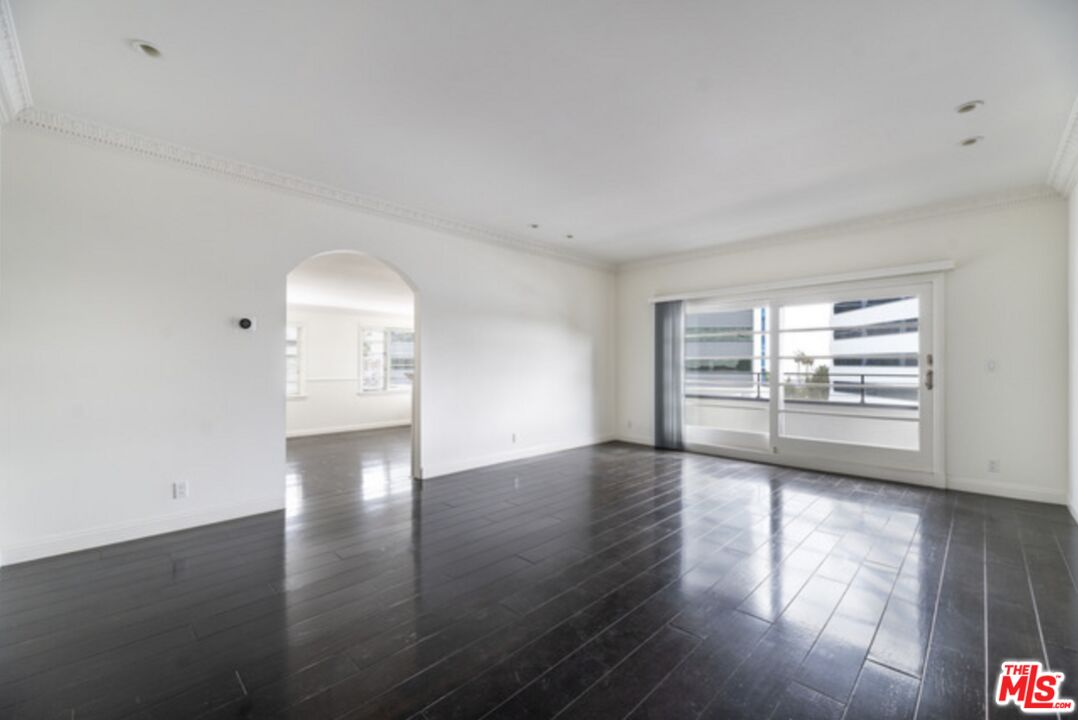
[619,196,1070,504]
[1069,190,1078,522]
[286,305,413,437]
[0,124,616,565]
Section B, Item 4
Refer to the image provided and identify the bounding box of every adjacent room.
[0,1,1076,719]
[285,251,417,505]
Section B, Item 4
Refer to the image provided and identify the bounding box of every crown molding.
[0,0,1071,268]
[9,108,1066,274]
[0,0,30,123]
[13,107,613,271]
[1048,95,1078,196]
[617,184,1061,271]
[0,0,1072,268]
[0,0,609,269]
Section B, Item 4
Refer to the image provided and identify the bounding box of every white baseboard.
[1,429,600,567]
[0,493,285,568]
[684,442,946,489]
[615,433,654,447]
[615,437,1068,507]
[421,434,616,479]
[286,420,411,438]
[946,475,1067,505]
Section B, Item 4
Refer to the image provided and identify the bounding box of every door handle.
[924,369,934,391]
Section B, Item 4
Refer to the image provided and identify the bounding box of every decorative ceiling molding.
[15,107,1065,274]
[618,184,1062,271]
[0,0,30,123]
[0,0,622,271]
[14,107,613,270]
[1048,96,1078,196]
[1,0,1074,266]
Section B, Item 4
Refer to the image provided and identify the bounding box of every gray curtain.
[654,300,685,450]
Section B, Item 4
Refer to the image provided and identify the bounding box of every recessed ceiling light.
[959,136,984,147]
[129,39,161,58]
[956,100,984,114]
[528,223,540,229]
[566,234,574,240]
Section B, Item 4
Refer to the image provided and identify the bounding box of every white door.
[771,279,937,479]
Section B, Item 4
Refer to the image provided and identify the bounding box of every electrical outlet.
[988,460,1000,474]
[627,420,633,430]
[172,481,189,499]
[511,433,517,444]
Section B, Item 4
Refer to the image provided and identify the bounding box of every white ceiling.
[287,252,414,316]
[11,0,1078,263]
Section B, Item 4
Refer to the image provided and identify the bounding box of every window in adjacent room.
[387,329,415,390]
[360,328,414,392]
[285,324,304,397]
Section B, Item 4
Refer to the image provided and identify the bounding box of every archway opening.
[283,251,418,510]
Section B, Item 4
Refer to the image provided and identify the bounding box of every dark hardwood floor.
[1,428,1076,719]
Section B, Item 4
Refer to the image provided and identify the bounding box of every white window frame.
[285,323,306,399]
[669,266,947,489]
[359,326,414,394]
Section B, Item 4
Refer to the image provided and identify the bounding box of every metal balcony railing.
[685,371,919,408]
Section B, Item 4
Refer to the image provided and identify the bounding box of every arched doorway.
[283,251,420,506]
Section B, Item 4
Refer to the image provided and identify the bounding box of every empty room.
[0,1,1076,719]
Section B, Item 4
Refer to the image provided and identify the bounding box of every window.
[360,329,387,392]
[387,329,415,390]
[775,293,921,450]
[285,324,303,396]
[682,303,770,443]
[360,327,414,392]
[684,305,768,400]
[676,272,940,481]
[777,295,919,409]
[833,297,904,314]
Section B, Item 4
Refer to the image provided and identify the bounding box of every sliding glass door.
[682,274,941,484]
[683,302,771,452]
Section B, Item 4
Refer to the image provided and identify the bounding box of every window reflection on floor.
[285,472,305,517]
